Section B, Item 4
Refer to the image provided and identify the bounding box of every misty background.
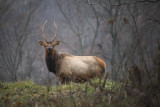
[0,0,160,85]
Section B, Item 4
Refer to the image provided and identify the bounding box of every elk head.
[38,20,60,55]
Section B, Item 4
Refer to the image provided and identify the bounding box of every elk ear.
[38,40,45,47]
[53,40,60,46]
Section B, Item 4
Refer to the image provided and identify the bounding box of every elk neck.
[45,49,65,74]
[45,48,58,74]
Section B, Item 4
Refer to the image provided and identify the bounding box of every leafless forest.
[1,0,160,106]
[0,0,160,88]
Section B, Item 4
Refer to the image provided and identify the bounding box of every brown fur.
[95,57,106,68]
[44,52,106,83]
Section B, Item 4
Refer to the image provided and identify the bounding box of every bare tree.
[0,0,42,81]
[55,0,101,55]
[87,0,160,81]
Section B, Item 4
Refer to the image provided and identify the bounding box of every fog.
[0,0,160,85]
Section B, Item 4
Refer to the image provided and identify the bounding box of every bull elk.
[39,20,106,83]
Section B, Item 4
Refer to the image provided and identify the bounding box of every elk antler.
[41,20,48,43]
[51,22,58,43]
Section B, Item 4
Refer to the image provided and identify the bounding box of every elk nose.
[48,48,52,52]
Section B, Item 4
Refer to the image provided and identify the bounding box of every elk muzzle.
[48,48,52,53]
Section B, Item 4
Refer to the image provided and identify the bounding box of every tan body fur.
[56,55,106,82]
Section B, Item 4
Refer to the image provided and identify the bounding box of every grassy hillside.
[0,78,159,107]
[0,79,122,107]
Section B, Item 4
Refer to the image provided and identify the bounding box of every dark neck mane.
[45,51,64,74]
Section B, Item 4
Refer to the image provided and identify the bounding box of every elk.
[39,20,106,83]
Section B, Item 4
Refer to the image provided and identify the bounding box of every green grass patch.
[0,79,121,107]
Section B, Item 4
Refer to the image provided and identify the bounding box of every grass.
[0,79,160,107]
[2,78,159,107]
[0,79,121,107]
